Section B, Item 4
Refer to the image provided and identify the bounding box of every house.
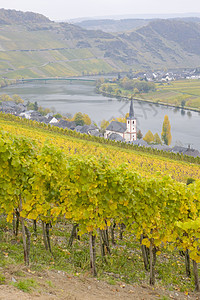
[171,146,200,158]
[150,144,171,151]
[19,110,34,119]
[1,101,26,115]
[54,120,76,130]
[108,133,125,142]
[75,124,99,135]
[104,100,137,142]
[130,139,149,147]
[49,117,59,124]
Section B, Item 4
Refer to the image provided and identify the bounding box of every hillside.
[74,18,150,33]
[75,17,200,33]
[0,8,52,25]
[1,9,200,80]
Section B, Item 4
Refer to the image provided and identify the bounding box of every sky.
[1,0,200,21]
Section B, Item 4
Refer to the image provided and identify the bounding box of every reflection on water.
[1,81,200,150]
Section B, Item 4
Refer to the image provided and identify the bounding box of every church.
[104,100,137,142]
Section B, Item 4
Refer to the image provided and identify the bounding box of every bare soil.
[0,265,200,300]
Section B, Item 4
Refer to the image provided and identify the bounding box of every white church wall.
[105,130,124,139]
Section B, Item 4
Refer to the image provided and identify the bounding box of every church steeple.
[125,99,137,142]
[127,99,134,119]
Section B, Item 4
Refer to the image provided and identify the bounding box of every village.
[1,97,199,158]
[125,67,200,82]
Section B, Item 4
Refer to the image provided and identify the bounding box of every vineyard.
[0,115,200,296]
[0,113,199,183]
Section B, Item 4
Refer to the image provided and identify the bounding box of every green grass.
[0,273,6,285]
[149,80,200,109]
[45,280,54,288]
[12,278,38,292]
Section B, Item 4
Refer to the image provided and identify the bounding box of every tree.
[161,115,172,145]
[83,114,91,125]
[53,113,62,119]
[38,106,51,116]
[74,112,84,126]
[34,101,38,111]
[133,88,139,95]
[27,101,35,110]
[115,89,122,97]
[13,94,24,104]
[107,86,113,93]
[1,94,13,102]
[100,119,109,131]
[181,99,186,108]
[143,130,154,143]
[101,84,107,91]
[153,133,162,144]
[137,129,143,139]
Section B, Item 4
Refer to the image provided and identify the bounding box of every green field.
[100,79,200,111]
[145,80,200,109]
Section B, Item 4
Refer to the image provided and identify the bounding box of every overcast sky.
[1,0,200,21]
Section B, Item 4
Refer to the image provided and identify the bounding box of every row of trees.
[96,77,156,98]
[71,112,92,126]
[143,131,162,144]
[143,115,172,146]
[0,94,24,104]
[119,77,156,93]
[0,79,16,88]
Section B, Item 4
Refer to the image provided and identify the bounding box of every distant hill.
[74,19,150,33]
[69,12,200,23]
[0,8,52,25]
[1,9,200,80]
[75,17,200,33]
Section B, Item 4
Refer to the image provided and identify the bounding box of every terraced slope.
[1,9,200,81]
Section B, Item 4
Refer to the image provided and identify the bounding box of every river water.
[1,81,200,150]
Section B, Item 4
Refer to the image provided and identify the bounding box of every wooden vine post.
[149,239,156,285]
[20,195,31,266]
[140,234,149,271]
[193,260,200,292]
[185,249,191,277]
[89,232,97,276]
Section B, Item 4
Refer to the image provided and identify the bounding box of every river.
[1,81,200,150]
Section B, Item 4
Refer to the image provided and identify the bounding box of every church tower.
[125,100,137,142]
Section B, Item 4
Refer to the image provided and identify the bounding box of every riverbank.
[99,90,200,113]
[4,77,200,113]
[97,78,200,113]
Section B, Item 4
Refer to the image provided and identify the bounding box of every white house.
[19,110,34,119]
[104,100,137,142]
[49,117,59,124]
